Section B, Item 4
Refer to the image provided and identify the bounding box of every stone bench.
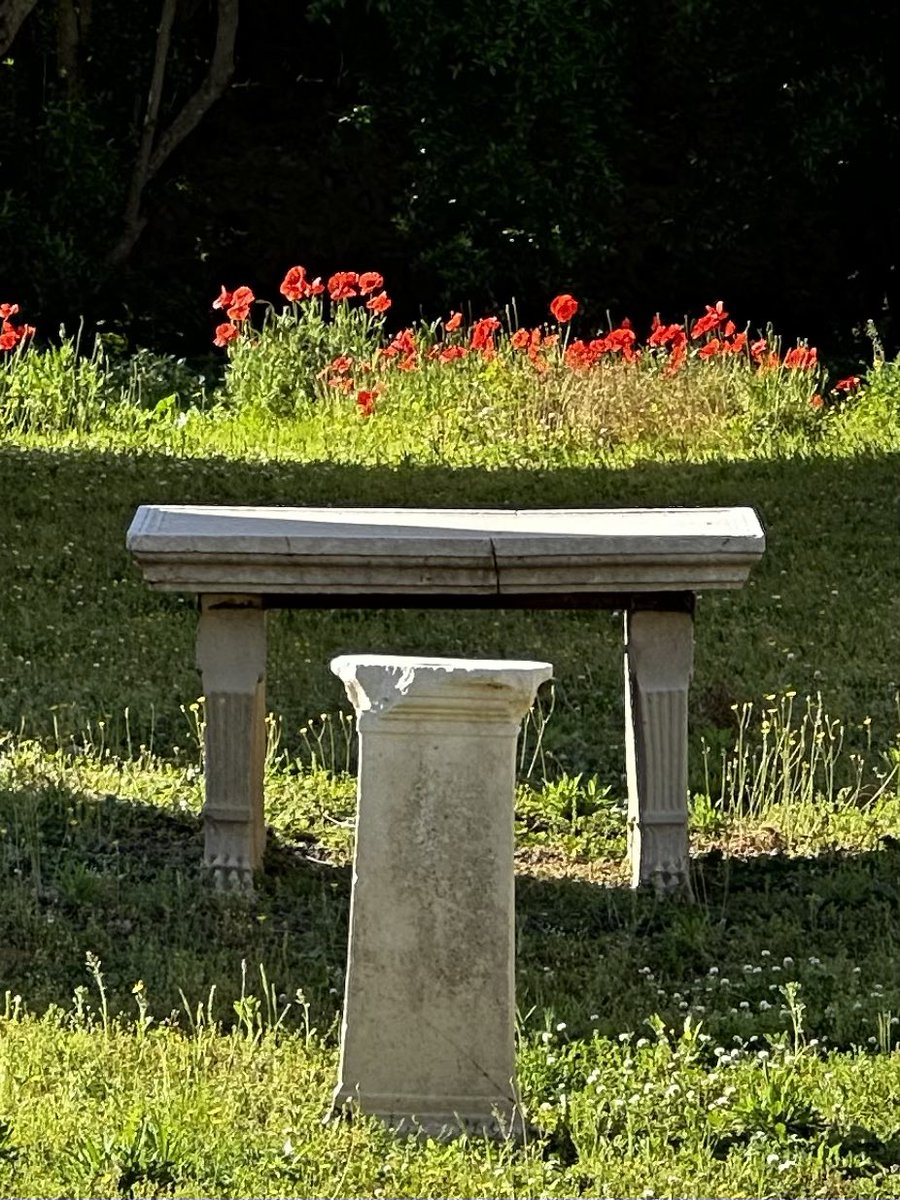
[126,504,766,891]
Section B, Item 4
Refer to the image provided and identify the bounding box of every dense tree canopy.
[1,0,898,368]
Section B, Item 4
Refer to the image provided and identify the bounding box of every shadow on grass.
[2,441,900,788]
[3,774,900,1055]
[3,441,900,1052]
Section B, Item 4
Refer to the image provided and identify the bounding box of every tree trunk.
[55,0,80,96]
[0,0,41,58]
[145,0,238,180]
[107,0,239,269]
[109,0,178,266]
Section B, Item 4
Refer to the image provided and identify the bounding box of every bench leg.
[329,655,551,1140]
[195,596,267,890]
[624,608,694,896]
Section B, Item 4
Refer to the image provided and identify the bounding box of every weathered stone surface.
[195,595,267,889]
[624,609,695,895]
[126,504,765,596]
[126,503,766,895]
[330,655,553,1140]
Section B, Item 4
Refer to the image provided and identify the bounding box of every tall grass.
[1,283,892,467]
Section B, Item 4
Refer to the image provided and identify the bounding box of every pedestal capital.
[330,655,552,730]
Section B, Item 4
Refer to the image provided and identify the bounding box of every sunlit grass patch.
[3,280,896,468]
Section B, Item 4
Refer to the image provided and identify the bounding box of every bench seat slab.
[127,505,765,597]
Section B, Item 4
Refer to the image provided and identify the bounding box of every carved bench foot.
[625,608,695,896]
[196,596,267,891]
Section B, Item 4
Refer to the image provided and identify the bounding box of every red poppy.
[648,321,684,349]
[0,303,19,320]
[510,328,530,351]
[606,321,638,361]
[279,265,323,301]
[470,316,501,355]
[690,301,729,340]
[226,286,255,321]
[212,286,233,311]
[444,312,463,332]
[438,344,467,363]
[524,329,551,367]
[328,271,359,301]
[809,393,824,409]
[564,340,591,370]
[665,340,687,376]
[784,345,818,370]
[383,328,417,360]
[549,294,578,323]
[0,314,34,350]
[568,337,608,369]
[280,266,304,301]
[213,322,240,347]
[657,327,688,373]
[356,389,378,416]
[365,291,392,314]
[661,326,688,365]
[329,354,354,374]
[358,272,384,295]
[833,375,861,392]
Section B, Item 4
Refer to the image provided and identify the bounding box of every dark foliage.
[1,0,898,370]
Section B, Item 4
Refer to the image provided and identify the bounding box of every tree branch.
[117,0,178,246]
[146,0,238,181]
[0,0,41,58]
[56,0,80,96]
[107,0,239,269]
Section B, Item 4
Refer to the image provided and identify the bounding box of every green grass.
[5,734,900,1196]
[2,310,900,1195]
[2,439,899,791]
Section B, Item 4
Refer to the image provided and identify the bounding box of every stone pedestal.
[624,609,694,895]
[195,595,267,889]
[330,654,552,1140]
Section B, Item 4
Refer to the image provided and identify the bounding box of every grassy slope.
[2,439,899,783]
[2,379,900,1195]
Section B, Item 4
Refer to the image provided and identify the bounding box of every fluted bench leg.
[624,608,695,896]
[196,595,267,890]
[330,654,552,1140]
